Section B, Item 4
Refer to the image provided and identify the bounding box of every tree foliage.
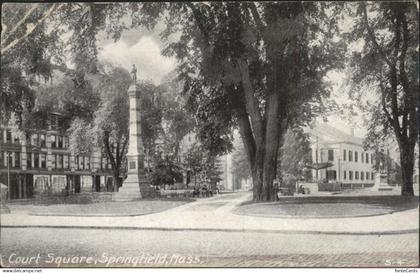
[1,3,63,124]
[278,128,311,185]
[346,2,419,196]
[132,2,345,200]
[151,156,183,187]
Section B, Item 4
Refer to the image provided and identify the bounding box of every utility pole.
[386,149,390,185]
[7,152,11,200]
[316,135,319,180]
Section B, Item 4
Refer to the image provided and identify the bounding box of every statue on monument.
[131,64,137,83]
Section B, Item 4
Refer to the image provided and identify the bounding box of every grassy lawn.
[9,199,193,216]
[234,196,419,218]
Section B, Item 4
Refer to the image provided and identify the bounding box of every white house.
[307,122,377,187]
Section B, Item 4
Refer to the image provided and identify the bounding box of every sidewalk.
[1,192,418,235]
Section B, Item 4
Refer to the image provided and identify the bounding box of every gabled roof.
[308,122,364,147]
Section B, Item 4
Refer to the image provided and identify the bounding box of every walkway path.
[1,192,418,235]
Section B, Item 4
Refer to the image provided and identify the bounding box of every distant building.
[178,132,234,190]
[307,122,377,187]
[0,113,115,199]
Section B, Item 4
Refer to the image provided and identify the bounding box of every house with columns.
[307,122,377,188]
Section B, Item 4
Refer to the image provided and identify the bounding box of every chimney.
[350,127,355,136]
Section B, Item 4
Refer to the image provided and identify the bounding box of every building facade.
[0,113,115,199]
[308,122,376,187]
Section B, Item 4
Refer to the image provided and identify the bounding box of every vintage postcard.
[0,1,419,271]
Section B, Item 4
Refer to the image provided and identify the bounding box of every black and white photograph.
[0,1,419,270]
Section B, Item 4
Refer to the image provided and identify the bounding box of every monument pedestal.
[113,77,157,201]
[371,172,393,192]
[112,68,158,202]
[113,173,157,201]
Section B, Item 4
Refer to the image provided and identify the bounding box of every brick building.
[0,113,115,200]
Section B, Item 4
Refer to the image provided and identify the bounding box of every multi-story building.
[0,113,115,199]
[307,122,377,187]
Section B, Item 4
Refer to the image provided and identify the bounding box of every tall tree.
[135,2,344,200]
[1,3,63,125]
[278,128,312,185]
[160,77,196,162]
[347,2,418,196]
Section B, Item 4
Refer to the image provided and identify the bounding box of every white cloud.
[98,36,176,84]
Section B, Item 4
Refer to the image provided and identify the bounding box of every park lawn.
[234,196,418,218]
[9,199,193,216]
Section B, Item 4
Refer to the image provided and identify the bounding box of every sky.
[97,22,176,85]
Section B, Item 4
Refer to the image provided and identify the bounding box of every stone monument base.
[371,173,394,191]
[112,179,157,202]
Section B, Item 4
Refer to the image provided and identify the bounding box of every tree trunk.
[398,142,415,196]
[113,172,120,192]
[251,149,264,201]
[261,93,282,201]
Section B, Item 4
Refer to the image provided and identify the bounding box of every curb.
[27,212,155,217]
[231,207,418,219]
[1,224,418,236]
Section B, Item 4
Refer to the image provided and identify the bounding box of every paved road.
[3,192,418,234]
[1,227,418,267]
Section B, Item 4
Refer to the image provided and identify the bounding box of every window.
[349,171,353,180]
[343,149,346,161]
[79,156,84,170]
[40,134,46,147]
[361,153,364,163]
[7,152,13,167]
[51,135,56,148]
[0,151,3,167]
[366,172,369,180]
[361,172,364,180]
[64,137,69,148]
[355,152,358,162]
[6,130,12,143]
[13,133,20,144]
[371,172,374,180]
[326,170,337,180]
[75,156,79,170]
[86,157,90,169]
[371,154,374,164]
[58,136,63,148]
[328,150,334,161]
[41,153,46,168]
[52,154,57,169]
[27,152,32,169]
[15,152,20,168]
[64,155,69,169]
[355,171,359,180]
[349,151,353,162]
[0,129,2,143]
[34,153,39,168]
[343,170,347,180]
[31,134,38,146]
[57,154,63,169]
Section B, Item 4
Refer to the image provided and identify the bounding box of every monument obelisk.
[113,64,156,201]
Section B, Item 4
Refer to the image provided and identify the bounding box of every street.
[1,225,418,267]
